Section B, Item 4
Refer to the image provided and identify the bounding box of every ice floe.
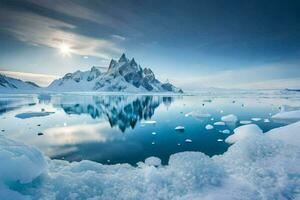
[15,111,54,119]
[251,118,262,121]
[264,119,270,122]
[174,126,185,131]
[221,114,238,123]
[185,139,192,143]
[0,122,300,200]
[141,120,157,125]
[239,120,252,125]
[213,121,225,126]
[221,129,230,134]
[205,124,214,130]
[185,111,211,118]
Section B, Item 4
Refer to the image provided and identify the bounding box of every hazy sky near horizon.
[0,0,300,89]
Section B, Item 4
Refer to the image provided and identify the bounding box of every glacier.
[0,121,299,200]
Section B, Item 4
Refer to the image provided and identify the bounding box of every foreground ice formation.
[0,122,299,200]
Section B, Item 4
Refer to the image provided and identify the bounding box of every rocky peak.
[118,53,129,63]
[130,58,137,67]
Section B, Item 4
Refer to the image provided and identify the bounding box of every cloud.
[111,34,126,41]
[0,8,123,59]
[25,0,115,26]
[171,65,300,90]
[0,70,59,87]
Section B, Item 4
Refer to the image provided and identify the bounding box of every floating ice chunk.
[251,118,262,121]
[145,157,161,167]
[221,114,238,123]
[185,111,211,118]
[225,124,263,144]
[151,142,155,145]
[151,132,157,135]
[222,129,230,134]
[15,111,54,119]
[264,119,270,123]
[217,139,223,142]
[205,124,214,130]
[213,121,225,126]
[239,120,252,125]
[141,120,157,125]
[0,136,46,184]
[185,139,192,143]
[175,126,185,131]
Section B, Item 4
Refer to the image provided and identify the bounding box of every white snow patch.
[144,157,161,167]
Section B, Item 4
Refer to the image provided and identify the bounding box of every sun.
[59,43,72,57]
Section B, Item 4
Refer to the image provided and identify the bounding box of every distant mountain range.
[0,74,40,92]
[0,54,183,93]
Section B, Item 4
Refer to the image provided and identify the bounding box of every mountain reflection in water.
[54,95,174,132]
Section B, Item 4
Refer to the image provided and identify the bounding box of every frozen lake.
[0,90,299,165]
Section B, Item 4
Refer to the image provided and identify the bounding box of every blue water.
[0,92,297,165]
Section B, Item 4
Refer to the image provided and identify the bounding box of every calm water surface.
[0,92,299,165]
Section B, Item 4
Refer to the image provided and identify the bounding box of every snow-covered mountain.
[47,54,183,93]
[0,74,40,93]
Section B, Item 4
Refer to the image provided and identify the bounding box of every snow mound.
[144,157,161,167]
[0,136,46,184]
[221,114,238,123]
[225,124,263,144]
[267,121,300,147]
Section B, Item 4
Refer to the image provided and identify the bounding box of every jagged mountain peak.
[118,53,129,63]
[47,54,183,93]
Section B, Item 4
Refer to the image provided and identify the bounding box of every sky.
[0,0,300,90]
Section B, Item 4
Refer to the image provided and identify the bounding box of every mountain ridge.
[47,53,183,93]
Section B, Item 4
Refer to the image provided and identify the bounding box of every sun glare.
[59,43,72,57]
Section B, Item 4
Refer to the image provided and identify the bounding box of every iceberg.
[205,124,214,130]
